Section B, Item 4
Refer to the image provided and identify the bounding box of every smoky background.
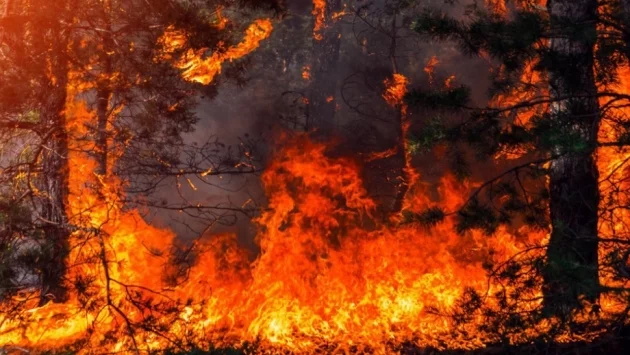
[138,0,498,252]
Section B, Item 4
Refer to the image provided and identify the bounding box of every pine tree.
[407,0,630,316]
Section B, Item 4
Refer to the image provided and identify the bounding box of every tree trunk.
[388,15,412,215]
[543,0,600,314]
[96,0,113,176]
[308,0,342,136]
[39,32,71,306]
[391,107,409,214]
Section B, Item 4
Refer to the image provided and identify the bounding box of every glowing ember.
[485,0,507,14]
[214,7,229,30]
[444,75,456,88]
[365,146,398,162]
[424,56,439,86]
[302,65,311,80]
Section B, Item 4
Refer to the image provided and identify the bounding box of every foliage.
[405,0,630,344]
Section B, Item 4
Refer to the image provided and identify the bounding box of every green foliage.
[531,115,592,154]
[408,116,446,154]
[412,9,544,71]
[455,198,500,235]
[404,86,470,109]
[411,9,463,45]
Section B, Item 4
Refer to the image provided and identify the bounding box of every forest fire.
[0,69,616,353]
[0,106,546,353]
[3,0,630,354]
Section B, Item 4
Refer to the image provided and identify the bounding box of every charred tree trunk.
[308,0,342,136]
[543,0,601,315]
[391,107,408,214]
[39,27,71,306]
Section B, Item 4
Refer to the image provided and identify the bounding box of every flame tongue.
[312,0,326,41]
[159,19,273,85]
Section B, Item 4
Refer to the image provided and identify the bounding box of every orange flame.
[312,0,326,41]
[214,7,229,30]
[332,4,350,21]
[382,73,408,108]
[365,146,398,162]
[159,19,273,85]
[444,75,456,88]
[424,56,440,86]
[0,66,549,352]
[383,73,420,212]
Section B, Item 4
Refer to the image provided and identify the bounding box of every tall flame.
[312,0,326,41]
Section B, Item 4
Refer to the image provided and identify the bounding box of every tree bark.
[543,0,600,314]
[388,15,412,215]
[308,0,342,136]
[39,31,71,306]
[23,0,73,305]
[96,0,113,176]
[391,107,409,214]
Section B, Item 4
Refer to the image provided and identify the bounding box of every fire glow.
[2,0,630,354]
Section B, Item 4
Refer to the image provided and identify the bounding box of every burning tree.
[408,0,630,321]
[0,0,277,348]
[308,0,344,135]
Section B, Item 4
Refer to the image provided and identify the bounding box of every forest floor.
[164,336,630,355]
